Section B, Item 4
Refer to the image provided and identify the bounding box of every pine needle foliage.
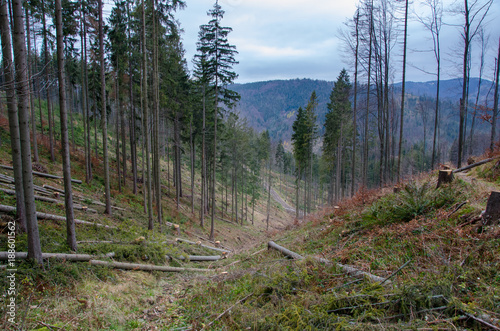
[363,180,468,226]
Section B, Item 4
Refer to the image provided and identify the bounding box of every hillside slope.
[231,78,494,151]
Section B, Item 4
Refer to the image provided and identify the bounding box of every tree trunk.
[152,0,161,229]
[483,191,500,225]
[431,35,441,169]
[266,163,272,231]
[89,260,212,273]
[363,0,373,188]
[458,0,470,168]
[201,87,206,227]
[0,0,26,232]
[11,0,42,263]
[142,0,153,229]
[127,1,136,195]
[0,252,115,261]
[436,170,454,188]
[115,74,122,192]
[98,0,111,215]
[83,10,92,183]
[352,9,359,196]
[41,0,55,162]
[190,118,195,214]
[491,37,500,152]
[25,7,38,163]
[397,0,409,182]
[56,0,77,251]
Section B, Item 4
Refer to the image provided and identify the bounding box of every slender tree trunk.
[201,86,206,227]
[83,13,92,182]
[152,0,161,229]
[34,33,43,140]
[336,123,343,201]
[121,80,127,185]
[99,0,112,215]
[397,0,408,182]
[190,118,195,214]
[363,0,373,188]
[11,0,42,263]
[491,37,500,152]
[41,0,55,162]
[127,1,136,195]
[142,0,153,229]
[115,74,122,192]
[25,7,38,163]
[458,0,470,168]
[266,162,271,231]
[55,0,77,251]
[352,9,359,196]
[0,0,26,232]
[431,35,441,169]
[469,36,485,156]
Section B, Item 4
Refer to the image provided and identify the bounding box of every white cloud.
[177,0,500,84]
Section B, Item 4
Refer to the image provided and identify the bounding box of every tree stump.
[483,191,500,225]
[437,170,454,188]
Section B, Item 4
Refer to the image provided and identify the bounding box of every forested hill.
[231,77,494,143]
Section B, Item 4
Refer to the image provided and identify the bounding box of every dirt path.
[270,186,295,214]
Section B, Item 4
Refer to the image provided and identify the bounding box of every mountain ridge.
[230,77,495,144]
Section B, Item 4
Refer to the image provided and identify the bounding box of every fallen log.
[0,252,115,261]
[0,204,116,229]
[168,255,222,262]
[267,241,387,284]
[268,241,304,260]
[76,197,126,211]
[0,164,82,184]
[189,233,234,252]
[176,238,232,254]
[452,158,494,173]
[0,188,97,213]
[89,260,213,273]
[43,184,65,194]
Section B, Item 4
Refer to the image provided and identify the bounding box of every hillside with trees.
[0,0,499,329]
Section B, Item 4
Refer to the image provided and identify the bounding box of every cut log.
[172,255,222,262]
[267,241,388,284]
[77,197,126,211]
[43,184,65,194]
[0,252,114,261]
[0,188,97,213]
[0,164,82,184]
[452,158,494,173]
[483,191,500,225]
[268,241,304,260]
[176,238,232,254]
[437,170,454,188]
[0,204,115,229]
[89,260,213,273]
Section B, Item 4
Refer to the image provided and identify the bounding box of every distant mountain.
[230,78,495,146]
[394,78,496,102]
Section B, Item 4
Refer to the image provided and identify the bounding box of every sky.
[176,0,500,84]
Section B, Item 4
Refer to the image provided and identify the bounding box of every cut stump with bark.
[437,170,454,188]
[483,191,500,225]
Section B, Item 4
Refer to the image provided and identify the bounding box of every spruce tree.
[195,0,239,240]
[323,69,352,203]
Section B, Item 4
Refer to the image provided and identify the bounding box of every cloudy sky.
[176,0,500,84]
